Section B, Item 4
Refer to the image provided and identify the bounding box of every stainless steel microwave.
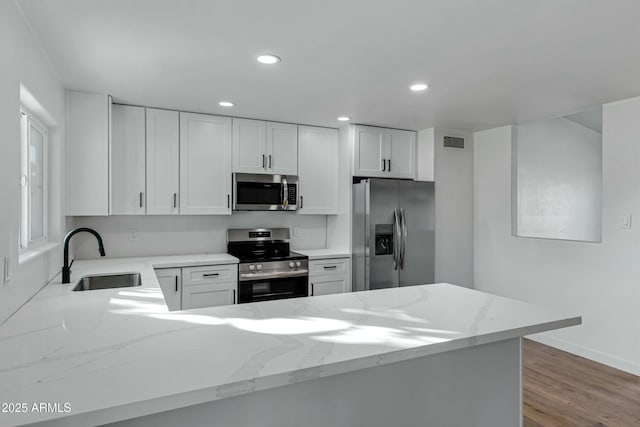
[233,173,298,211]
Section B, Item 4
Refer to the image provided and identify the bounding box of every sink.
[73,273,142,291]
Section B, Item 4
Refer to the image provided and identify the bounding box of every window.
[20,108,48,250]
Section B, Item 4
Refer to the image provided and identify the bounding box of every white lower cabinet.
[308,258,352,296]
[155,264,237,310]
[310,274,351,296]
[182,282,236,310]
[155,268,182,311]
[181,265,237,310]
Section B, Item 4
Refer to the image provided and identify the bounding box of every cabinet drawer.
[182,264,237,286]
[309,258,351,276]
[182,282,236,309]
[310,274,351,296]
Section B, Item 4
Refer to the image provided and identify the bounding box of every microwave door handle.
[281,178,288,210]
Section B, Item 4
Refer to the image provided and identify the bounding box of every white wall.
[514,117,602,242]
[474,100,640,375]
[418,128,474,288]
[72,214,328,259]
[0,0,65,325]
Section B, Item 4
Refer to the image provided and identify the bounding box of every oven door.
[238,272,308,303]
[233,173,298,211]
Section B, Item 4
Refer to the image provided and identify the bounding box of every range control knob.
[295,261,302,268]
[256,264,263,271]
[249,265,256,271]
[289,262,295,268]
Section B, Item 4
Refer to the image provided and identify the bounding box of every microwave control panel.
[287,185,297,205]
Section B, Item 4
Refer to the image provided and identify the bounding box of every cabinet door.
[155,268,182,311]
[309,274,351,296]
[298,126,339,214]
[111,104,146,215]
[232,118,267,173]
[182,282,236,309]
[387,129,416,179]
[66,91,110,216]
[146,108,180,214]
[180,113,232,215]
[353,126,385,177]
[266,122,298,175]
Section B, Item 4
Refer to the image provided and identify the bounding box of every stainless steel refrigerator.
[352,179,435,291]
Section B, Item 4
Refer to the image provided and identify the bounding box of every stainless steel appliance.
[233,173,298,211]
[227,228,309,303]
[352,179,435,291]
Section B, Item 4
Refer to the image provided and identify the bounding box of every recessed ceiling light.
[257,54,281,65]
[337,116,351,122]
[218,101,234,107]
[410,83,429,92]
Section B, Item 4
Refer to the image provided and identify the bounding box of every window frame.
[19,107,48,252]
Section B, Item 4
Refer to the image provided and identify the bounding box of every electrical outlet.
[293,227,300,237]
[3,256,10,285]
[128,229,138,241]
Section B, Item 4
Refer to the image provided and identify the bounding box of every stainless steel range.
[227,228,309,303]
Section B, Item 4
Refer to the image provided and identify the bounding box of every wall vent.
[443,136,464,149]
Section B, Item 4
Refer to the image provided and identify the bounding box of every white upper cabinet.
[232,118,267,173]
[353,126,385,177]
[298,126,339,214]
[179,112,232,215]
[387,128,416,179]
[233,118,298,174]
[266,122,298,175]
[110,104,146,215]
[66,91,110,216]
[146,108,180,215]
[353,125,416,179]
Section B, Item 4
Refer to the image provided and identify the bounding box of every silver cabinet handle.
[300,195,303,209]
[233,289,236,304]
[175,276,178,292]
[323,265,337,270]
[310,282,314,296]
[227,194,230,208]
[139,192,144,208]
[173,193,177,208]
[268,154,272,168]
[203,273,220,277]
[382,159,386,171]
[387,159,391,172]
[262,154,266,168]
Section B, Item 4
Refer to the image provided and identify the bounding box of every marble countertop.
[294,249,351,260]
[0,257,580,427]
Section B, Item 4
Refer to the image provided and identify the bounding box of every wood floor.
[523,339,640,427]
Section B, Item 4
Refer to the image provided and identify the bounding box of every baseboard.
[528,333,640,376]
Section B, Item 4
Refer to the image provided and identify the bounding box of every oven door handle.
[239,269,309,281]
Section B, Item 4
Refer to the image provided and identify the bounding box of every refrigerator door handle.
[400,208,407,269]
[393,208,401,270]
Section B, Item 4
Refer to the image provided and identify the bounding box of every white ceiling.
[564,108,602,134]
[16,0,640,131]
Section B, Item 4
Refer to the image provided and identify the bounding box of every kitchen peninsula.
[0,257,580,427]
